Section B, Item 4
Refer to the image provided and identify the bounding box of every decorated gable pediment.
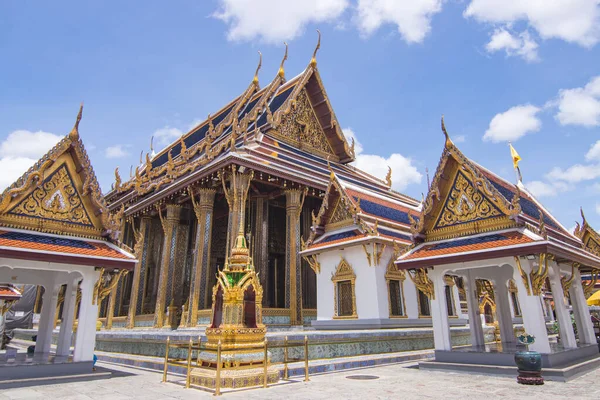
[8,163,94,227]
[273,88,337,160]
[434,170,503,230]
[0,106,114,239]
[413,126,520,241]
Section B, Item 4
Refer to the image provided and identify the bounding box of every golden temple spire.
[253,51,262,86]
[69,102,83,140]
[310,29,321,68]
[278,42,288,79]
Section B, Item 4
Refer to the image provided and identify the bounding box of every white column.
[430,268,452,351]
[464,270,485,347]
[35,281,60,356]
[56,277,79,357]
[569,268,596,345]
[548,263,577,349]
[512,259,551,353]
[73,269,100,362]
[494,280,515,344]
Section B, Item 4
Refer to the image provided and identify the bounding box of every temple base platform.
[419,342,600,382]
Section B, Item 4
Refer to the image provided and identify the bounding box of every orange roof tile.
[402,231,534,261]
[0,230,133,260]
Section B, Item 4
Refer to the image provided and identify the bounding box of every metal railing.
[161,332,439,396]
[162,335,310,396]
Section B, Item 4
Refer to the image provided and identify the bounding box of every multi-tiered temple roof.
[396,120,600,270]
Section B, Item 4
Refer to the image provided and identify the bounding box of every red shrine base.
[516,370,544,385]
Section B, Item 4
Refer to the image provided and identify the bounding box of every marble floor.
[1,359,599,400]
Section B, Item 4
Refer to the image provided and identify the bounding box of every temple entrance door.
[268,254,285,308]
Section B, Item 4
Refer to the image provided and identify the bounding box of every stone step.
[419,354,600,382]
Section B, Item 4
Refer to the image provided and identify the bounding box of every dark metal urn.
[514,351,543,385]
[514,333,544,385]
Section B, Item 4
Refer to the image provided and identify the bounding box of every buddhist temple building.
[395,121,600,372]
[0,107,136,372]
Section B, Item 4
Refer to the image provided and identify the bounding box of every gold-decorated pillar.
[285,189,305,325]
[105,285,118,329]
[186,188,216,327]
[253,196,269,305]
[153,204,182,328]
[126,216,152,329]
[222,167,253,258]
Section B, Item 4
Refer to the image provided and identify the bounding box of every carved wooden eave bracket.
[407,268,435,300]
[92,268,129,305]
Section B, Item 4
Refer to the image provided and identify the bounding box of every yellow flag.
[509,143,521,169]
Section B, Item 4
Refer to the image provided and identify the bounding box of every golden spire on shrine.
[310,29,321,68]
[278,42,288,79]
[69,103,84,140]
[252,51,262,86]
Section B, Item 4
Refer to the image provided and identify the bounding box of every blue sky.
[1,0,600,230]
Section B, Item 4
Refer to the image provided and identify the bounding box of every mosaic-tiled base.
[190,366,280,389]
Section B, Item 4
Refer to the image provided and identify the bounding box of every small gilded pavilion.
[395,120,599,369]
[0,107,136,371]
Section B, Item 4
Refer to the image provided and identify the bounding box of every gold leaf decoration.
[435,170,502,229]
[9,164,93,227]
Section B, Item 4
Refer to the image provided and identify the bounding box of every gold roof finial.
[385,166,392,188]
[278,42,288,79]
[310,29,321,68]
[139,150,143,165]
[253,51,262,85]
[441,114,449,141]
[581,207,587,224]
[150,136,154,153]
[69,102,83,140]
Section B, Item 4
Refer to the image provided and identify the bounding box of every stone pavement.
[1,361,599,400]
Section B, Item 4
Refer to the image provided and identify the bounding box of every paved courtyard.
[1,361,599,400]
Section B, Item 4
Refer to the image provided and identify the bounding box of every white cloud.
[213,0,348,43]
[453,135,466,143]
[596,203,600,215]
[555,76,600,127]
[0,130,62,159]
[546,164,600,183]
[524,180,570,198]
[153,126,183,147]
[105,145,130,159]
[343,127,422,191]
[464,0,600,48]
[0,130,62,190]
[483,104,542,142]
[585,140,600,161]
[485,28,539,62]
[356,0,443,43]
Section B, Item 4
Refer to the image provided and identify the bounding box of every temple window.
[386,259,406,318]
[445,286,456,316]
[508,279,521,317]
[418,289,431,317]
[444,275,457,317]
[332,258,357,319]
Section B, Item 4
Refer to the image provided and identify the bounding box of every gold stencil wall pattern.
[9,164,93,227]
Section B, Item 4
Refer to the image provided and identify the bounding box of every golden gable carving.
[8,164,93,227]
[273,89,336,159]
[435,170,503,229]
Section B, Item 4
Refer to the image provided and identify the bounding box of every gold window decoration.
[385,258,407,318]
[332,257,357,319]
